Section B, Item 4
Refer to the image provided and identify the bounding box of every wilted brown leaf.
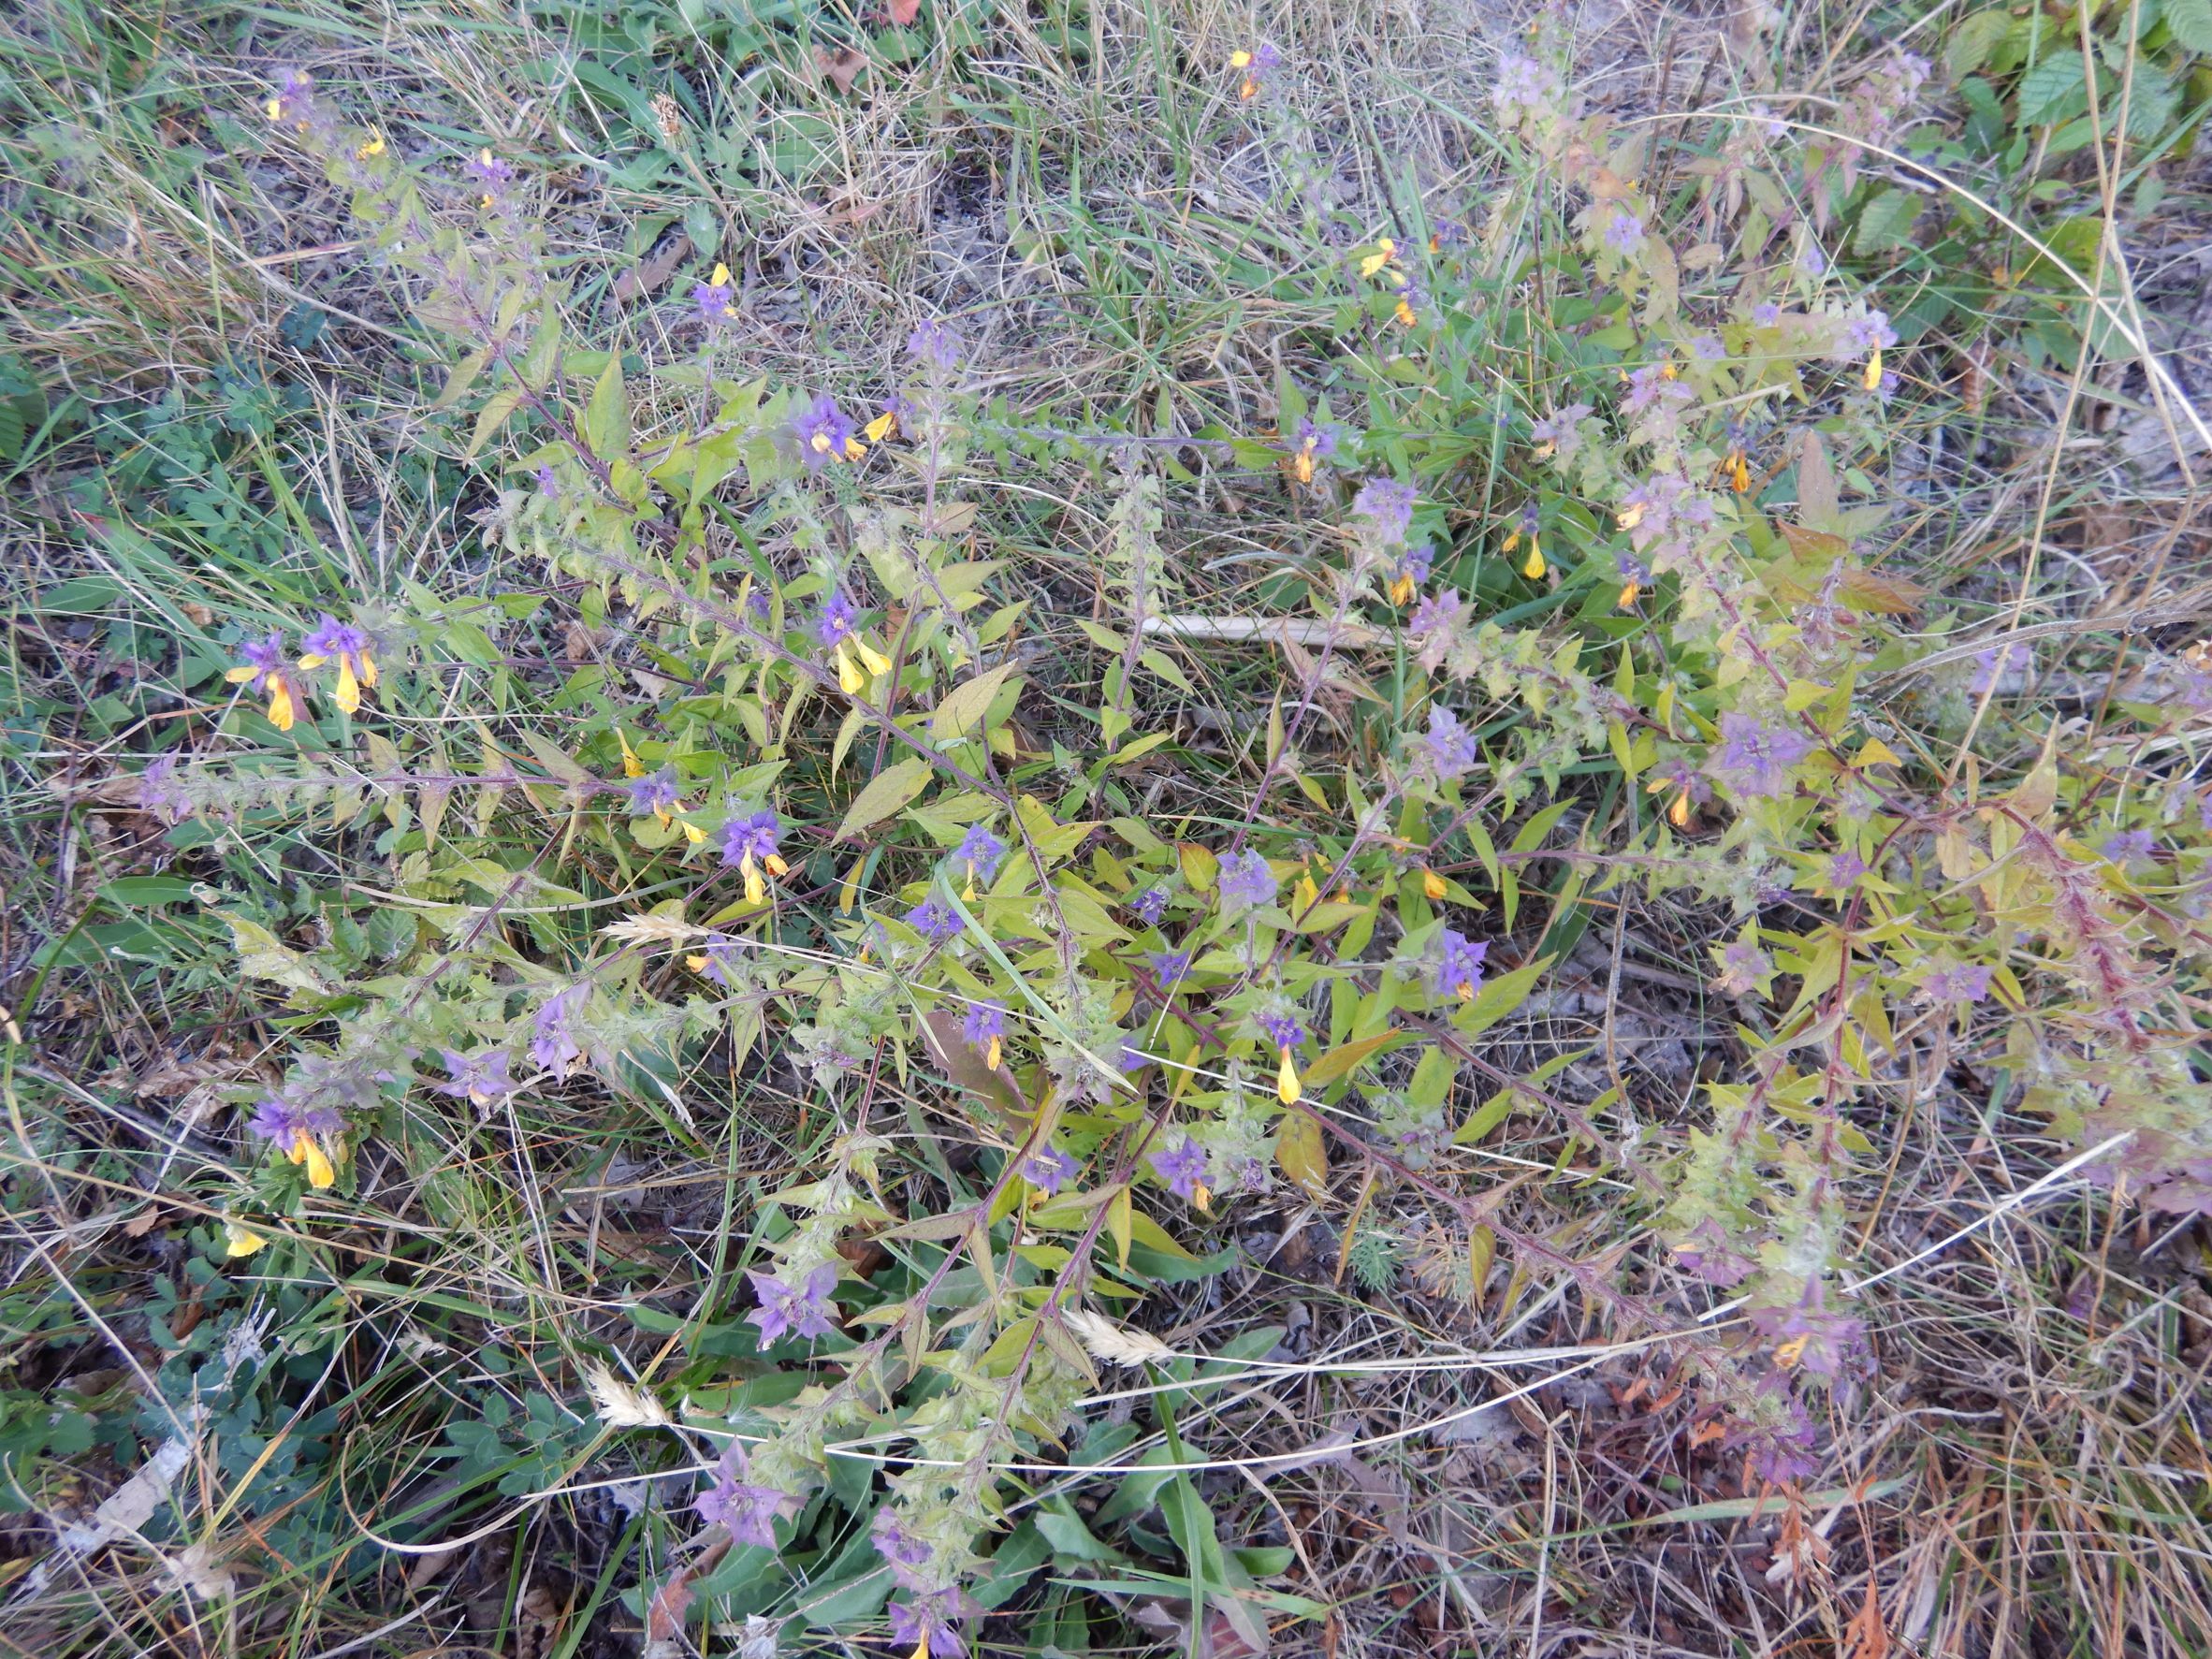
[887,0,921,22]
[612,234,693,305]
[815,45,866,94]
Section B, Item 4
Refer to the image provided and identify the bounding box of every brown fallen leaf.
[611,234,693,305]
[887,0,921,23]
[815,45,866,94]
[917,1009,1022,1120]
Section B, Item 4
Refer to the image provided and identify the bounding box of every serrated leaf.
[223,914,336,998]
[837,757,934,841]
[2170,0,2212,51]
[1852,187,1921,255]
[2016,57,2088,126]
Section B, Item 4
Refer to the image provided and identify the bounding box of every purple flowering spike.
[1826,851,1867,890]
[952,823,1008,889]
[696,1447,786,1548]
[2103,829,2157,866]
[1257,1011,1307,1051]
[888,1587,975,1659]
[433,1048,516,1108]
[961,1000,1006,1059]
[871,1507,933,1576]
[301,614,370,661]
[531,984,587,1078]
[1919,961,1992,1005]
[1151,1137,1212,1201]
[1421,706,1479,781]
[1706,713,1816,800]
[1603,211,1646,255]
[746,1262,840,1346]
[1431,929,1489,1001]
[627,767,680,819]
[1147,948,1193,985]
[233,632,288,691]
[1529,402,1593,462]
[691,932,744,988]
[814,590,860,648]
[1216,849,1277,911]
[1021,1145,1078,1195]
[1130,885,1171,924]
[247,1093,344,1150]
[1841,311,1898,355]
[1350,477,1418,546]
[793,394,859,470]
[721,809,781,868]
[907,319,964,370]
[906,898,963,945]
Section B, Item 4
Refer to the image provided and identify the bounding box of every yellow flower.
[1230,48,1254,68]
[1521,538,1546,580]
[710,262,732,286]
[356,128,386,159]
[985,1033,1003,1070]
[864,409,897,443]
[618,730,646,779]
[1421,867,1446,900]
[853,638,893,678]
[1862,347,1884,391]
[1617,502,1647,531]
[834,641,867,694]
[1618,580,1641,609]
[285,1130,337,1190]
[680,821,707,844]
[264,97,284,123]
[1275,1047,1302,1105]
[224,1220,269,1259]
[226,633,302,731]
[297,617,378,717]
[1393,296,1418,327]
[1358,238,1398,279]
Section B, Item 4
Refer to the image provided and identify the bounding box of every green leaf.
[2167,0,2212,51]
[1944,8,2010,78]
[583,350,629,458]
[930,662,1020,742]
[223,914,336,998]
[1852,187,1921,255]
[1453,956,1550,1038]
[836,757,933,841]
[2016,57,2088,126]
[1273,1111,1328,1196]
[1301,1029,1404,1089]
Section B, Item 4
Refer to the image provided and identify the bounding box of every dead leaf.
[918,1009,1021,1119]
[1843,1581,1890,1659]
[516,1582,560,1659]
[814,45,866,94]
[887,0,921,22]
[612,234,693,305]
[123,1207,164,1239]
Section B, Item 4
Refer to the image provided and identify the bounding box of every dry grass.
[3,0,2211,1654]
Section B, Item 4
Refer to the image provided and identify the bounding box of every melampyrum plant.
[146,36,2212,1648]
